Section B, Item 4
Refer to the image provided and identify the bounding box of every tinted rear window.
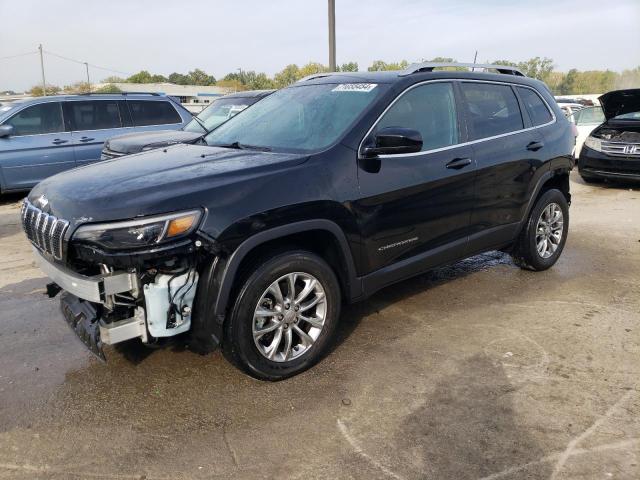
[67,101,122,130]
[517,87,553,126]
[128,100,181,126]
[4,102,64,136]
[461,83,523,140]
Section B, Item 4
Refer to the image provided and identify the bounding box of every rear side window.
[375,82,459,151]
[517,87,553,126]
[461,83,523,140]
[67,101,122,130]
[5,102,64,136]
[128,100,181,126]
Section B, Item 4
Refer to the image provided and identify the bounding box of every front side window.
[4,102,64,136]
[128,100,182,126]
[67,101,122,131]
[374,82,458,151]
[517,87,553,126]
[462,83,523,140]
[205,83,387,153]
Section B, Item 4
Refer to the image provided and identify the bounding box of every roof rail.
[78,92,164,96]
[400,62,525,77]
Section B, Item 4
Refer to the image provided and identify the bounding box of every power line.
[0,51,38,61]
[43,50,131,76]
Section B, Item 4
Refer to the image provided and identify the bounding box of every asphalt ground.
[0,172,638,479]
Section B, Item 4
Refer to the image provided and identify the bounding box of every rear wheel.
[511,189,569,271]
[223,250,341,380]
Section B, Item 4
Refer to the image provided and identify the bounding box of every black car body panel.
[24,67,575,356]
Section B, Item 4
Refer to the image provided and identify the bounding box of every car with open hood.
[578,88,640,182]
[22,62,574,380]
[101,90,274,159]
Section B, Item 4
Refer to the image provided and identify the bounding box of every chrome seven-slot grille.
[601,141,640,157]
[21,199,69,260]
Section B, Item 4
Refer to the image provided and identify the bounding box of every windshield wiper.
[211,141,271,152]
[189,115,208,133]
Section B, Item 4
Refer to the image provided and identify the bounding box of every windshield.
[205,83,387,153]
[572,106,605,125]
[183,97,259,133]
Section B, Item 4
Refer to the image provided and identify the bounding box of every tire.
[511,189,569,271]
[223,250,341,380]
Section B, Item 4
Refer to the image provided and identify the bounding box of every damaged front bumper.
[34,247,199,360]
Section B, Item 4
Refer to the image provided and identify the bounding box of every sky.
[0,0,639,92]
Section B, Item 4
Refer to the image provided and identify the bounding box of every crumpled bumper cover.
[60,292,106,361]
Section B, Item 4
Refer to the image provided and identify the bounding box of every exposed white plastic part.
[144,270,199,338]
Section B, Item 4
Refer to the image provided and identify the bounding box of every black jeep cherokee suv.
[23,63,574,380]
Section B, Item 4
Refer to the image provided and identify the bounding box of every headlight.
[584,136,602,152]
[73,210,202,250]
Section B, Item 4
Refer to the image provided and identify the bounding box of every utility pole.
[84,62,91,92]
[328,0,336,71]
[38,44,46,95]
[472,50,478,71]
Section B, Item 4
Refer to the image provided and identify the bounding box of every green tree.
[338,62,358,72]
[168,72,189,85]
[126,70,154,83]
[615,67,640,89]
[95,84,122,93]
[186,69,216,86]
[367,60,409,71]
[28,84,61,96]
[274,64,300,88]
[101,75,125,83]
[298,62,330,78]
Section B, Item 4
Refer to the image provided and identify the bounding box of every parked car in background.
[571,106,605,156]
[101,90,274,159]
[578,89,640,182]
[558,102,585,118]
[0,93,191,193]
[23,62,574,379]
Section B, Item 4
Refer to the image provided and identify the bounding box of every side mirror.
[0,125,14,138]
[363,127,422,157]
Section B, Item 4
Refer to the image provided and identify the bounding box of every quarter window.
[4,102,64,136]
[517,87,553,126]
[375,82,459,151]
[461,83,523,140]
[128,100,181,126]
[67,101,122,131]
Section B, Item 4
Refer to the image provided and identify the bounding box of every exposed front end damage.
[23,199,218,360]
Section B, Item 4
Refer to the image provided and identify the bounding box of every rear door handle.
[78,137,95,143]
[446,157,472,170]
[52,139,68,145]
[527,141,544,151]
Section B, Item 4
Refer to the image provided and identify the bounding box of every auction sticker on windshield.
[332,83,377,93]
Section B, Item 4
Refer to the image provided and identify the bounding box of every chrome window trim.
[357,79,557,160]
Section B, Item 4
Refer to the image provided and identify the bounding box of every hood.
[105,130,203,154]
[30,144,308,227]
[599,89,640,121]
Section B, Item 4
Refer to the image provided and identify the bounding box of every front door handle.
[78,137,95,143]
[52,139,68,145]
[446,157,472,170]
[527,141,544,151]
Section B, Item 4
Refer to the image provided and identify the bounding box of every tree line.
[27,57,639,96]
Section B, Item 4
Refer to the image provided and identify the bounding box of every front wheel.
[511,189,569,271]
[223,250,341,380]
